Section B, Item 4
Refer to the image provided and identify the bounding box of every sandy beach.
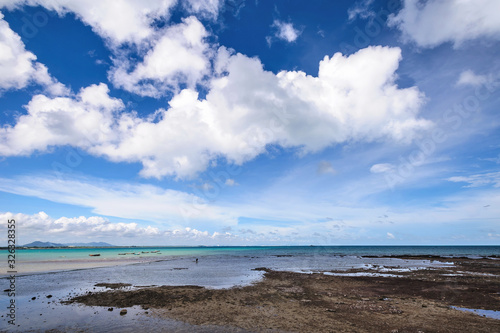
[66,256,500,332]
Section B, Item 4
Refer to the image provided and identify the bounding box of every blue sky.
[0,0,499,246]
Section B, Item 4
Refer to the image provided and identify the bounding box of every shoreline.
[65,256,500,332]
[3,250,498,277]
[0,256,172,277]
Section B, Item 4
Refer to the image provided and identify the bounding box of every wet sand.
[0,256,168,276]
[67,256,500,332]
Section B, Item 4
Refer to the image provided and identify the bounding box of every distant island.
[22,241,115,248]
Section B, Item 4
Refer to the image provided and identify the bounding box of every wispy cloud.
[447,171,500,188]
[317,161,336,175]
[0,175,236,227]
[388,0,500,48]
[347,0,375,21]
[1,174,500,245]
[370,163,395,174]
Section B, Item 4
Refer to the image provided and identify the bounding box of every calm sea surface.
[7,245,500,262]
[1,245,499,277]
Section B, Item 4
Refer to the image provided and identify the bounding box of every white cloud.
[0,83,122,155]
[1,174,500,245]
[0,0,178,46]
[0,211,238,245]
[200,182,214,191]
[5,211,161,237]
[110,16,212,97]
[0,175,236,226]
[482,154,500,164]
[275,46,429,146]
[269,19,300,44]
[387,232,395,239]
[388,0,500,48]
[101,46,429,178]
[456,70,493,87]
[447,171,500,188]
[348,0,375,21]
[225,179,237,186]
[0,11,66,94]
[317,161,335,175]
[183,0,222,18]
[370,163,395,174]
[0,12,35,90]
[0,1,215,97]
[0,46,430,179]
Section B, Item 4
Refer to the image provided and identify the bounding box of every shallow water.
[2,245,499,275]
[4,302,254,333]
[0,256,264,332]
[451,306,500,320]
[1,246,498,331]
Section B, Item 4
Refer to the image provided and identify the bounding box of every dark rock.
[120,309,127,315]
[95,283,132,289]
[108,308,113,311]
[46,295,52,298]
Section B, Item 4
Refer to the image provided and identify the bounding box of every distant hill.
[66,242,114,247]
[22,241,114,247]
[22,241,66,248]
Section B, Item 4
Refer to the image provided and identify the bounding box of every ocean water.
[1,246,499,332]
[1,245,499,276]
[5,245,500,263]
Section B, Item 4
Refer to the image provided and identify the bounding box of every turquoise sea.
[7,245,500,263]
[1,245,500,277]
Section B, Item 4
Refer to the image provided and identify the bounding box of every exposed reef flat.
[67,256,500,332]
